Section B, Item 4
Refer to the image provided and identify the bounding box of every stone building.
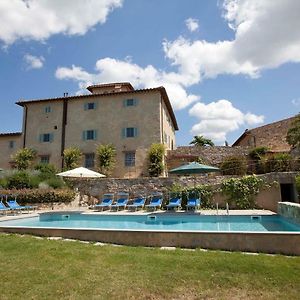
[0,132,22,169]
[0,82,178,178]
[232,116,295,152]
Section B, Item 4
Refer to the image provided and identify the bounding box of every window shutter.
[39,134,43,143]
[94,102,97,110]
[133,99,138,106]
[84,103,88,111]
[134,127,138,137]
[122,128,126,138]
[94,130,97,140]
[123,99,127,107]
[82,131,86,141]
[49,133,54,143]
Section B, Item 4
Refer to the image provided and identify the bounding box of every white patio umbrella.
[57,167,106,178]
[57,167,105,206]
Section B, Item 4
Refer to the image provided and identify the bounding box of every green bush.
[0,189,75,204]
[295,175,300,198]
[248,147,268,160]
[7,171,31,189]
[148,143,165,177]
[45,177,65,189]
[34,163,58,180]
[265,153,292,172]
[220,156,247,175]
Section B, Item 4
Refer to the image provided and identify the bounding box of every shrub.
[221,175,265,209]
[12,148,37,170]
[63,147,82,170]
[34,163,58,180]
[295,175,300,198]
[0,189,75,204]
[45,177,65,189]
[148,143,165,177]
[220,156,247,175]
[96,144,116,175]
[248,147,268,160]
[265,153,292,172]
[7,171,31,189]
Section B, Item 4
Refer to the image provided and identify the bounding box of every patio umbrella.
[57,167,105,206]
[169,162,220,175]
[56,167,105,178]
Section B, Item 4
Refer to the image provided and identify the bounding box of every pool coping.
[0,210,299,255]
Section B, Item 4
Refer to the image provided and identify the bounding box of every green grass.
[0,234,299,299]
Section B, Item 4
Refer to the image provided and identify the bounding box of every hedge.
[0,189,75,204]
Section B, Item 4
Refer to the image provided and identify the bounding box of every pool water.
[1,213,300,232]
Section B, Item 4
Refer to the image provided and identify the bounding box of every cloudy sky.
[0,0,299,145]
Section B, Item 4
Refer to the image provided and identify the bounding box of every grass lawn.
[0,234,299,299]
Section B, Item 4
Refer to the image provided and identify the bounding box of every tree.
[148,143,165,177]
[12,148,37,170]
[190,135,214,147]
[63,147,82,170]
[286,114,300,149]
[96,144,116,175]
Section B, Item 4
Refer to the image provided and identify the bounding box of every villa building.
[0,82,178,178]
[232,116,295,152]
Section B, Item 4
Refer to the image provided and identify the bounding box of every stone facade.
[278,202,300,224]
[0,133,22,169]
[166,146,250,170]
[232,116,295,152]
[0,83,178,178]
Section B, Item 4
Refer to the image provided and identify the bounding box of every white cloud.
[55,58,199,110]
[292,98,300,106]
[0,0,123,45]
[24,54,44,69]
[185,18,199,32]
[189,100,264,142]
[163,0,300,82]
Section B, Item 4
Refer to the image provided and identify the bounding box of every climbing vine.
[221,175,267,209]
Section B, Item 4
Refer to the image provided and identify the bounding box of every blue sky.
[0,0,299,146]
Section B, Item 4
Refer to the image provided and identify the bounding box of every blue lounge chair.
[94,193,114,211]
[0,201,11,214]
[127,196,146,211]
[186,198,201,211]
[145,192,163,211]
[6,196,36,212]
[166,197,182,211]
[111,192,129,211]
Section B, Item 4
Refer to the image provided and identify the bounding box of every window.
[124,152,135,167]
[84,102,96,110]
[44,106,51,113]
[122,127,138,138]
[40,155,50,164]
[8,141,15,149]
[82,130,97,140]
[164,132,168,143]
[84,153,95,168]
[123,98,138,107]
[39,133,53,143]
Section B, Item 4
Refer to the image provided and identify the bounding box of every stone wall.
[75,172,297,212]
[278,202,300,224]
[166,146,250,170]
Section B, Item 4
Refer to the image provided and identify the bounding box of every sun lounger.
[110,192,129,211]
[94,193,114,211]
[166,197,182,211]
[186,198,201,211]
[0,201,11,215]
[145,192,163,211]
[6,197,36,213]
[127,196,146,211]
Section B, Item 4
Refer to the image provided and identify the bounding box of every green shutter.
[122,128,126,138]
[134,127,138,137]
[123,99,127,107]
[94,130,97,140]
[82,131,86,141]
[84,103,88,110]
[39,134,43,143]
[49,133,54,143]
[133,99,138,106]
[94,102,97,110]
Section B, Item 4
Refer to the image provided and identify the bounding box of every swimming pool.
[1,212,300,255]
[1,213,300,232]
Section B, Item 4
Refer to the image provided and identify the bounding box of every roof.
[232,116,295,151]
[16,86,179,130]
[0,132,22,137]
[86,82,134,92]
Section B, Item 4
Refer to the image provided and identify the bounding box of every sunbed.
[6,197,36,212]
[0,201,11,215]
[127,196,146,211]
[94,193,114,211]
[145,192,163,211]
[186,198,201,211]
[110,192,129,211]
[166,197,182,211]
